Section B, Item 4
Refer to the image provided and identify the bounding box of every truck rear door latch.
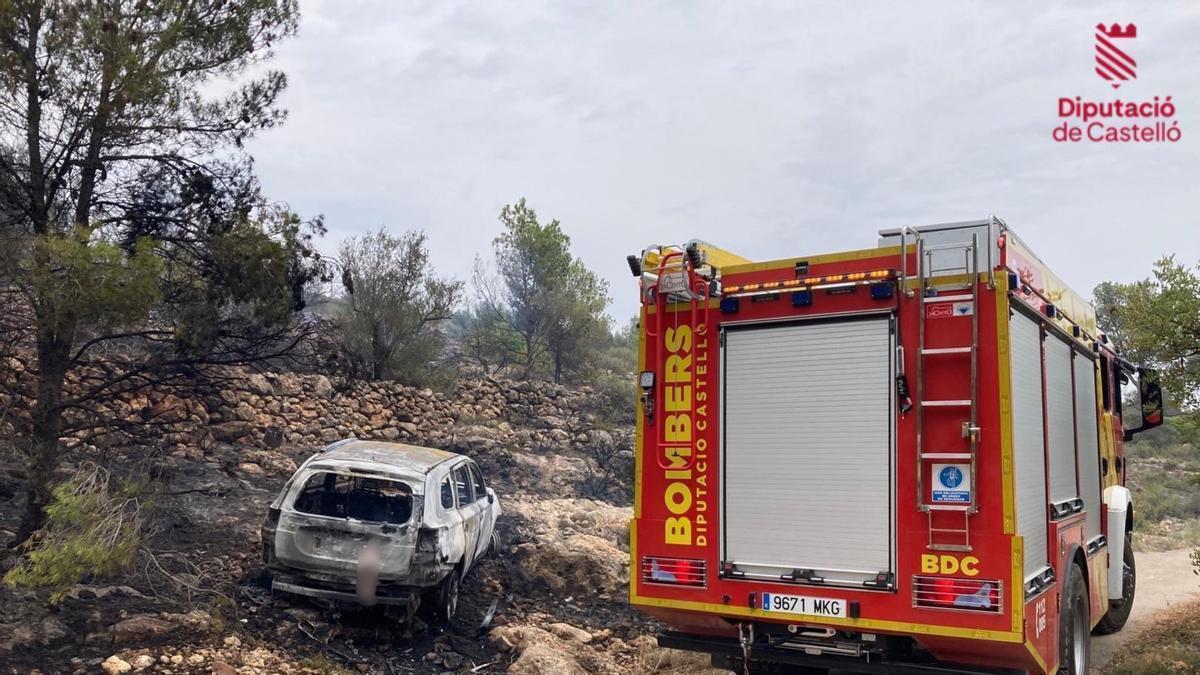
[782,568,824,584]
[862,571,895,590]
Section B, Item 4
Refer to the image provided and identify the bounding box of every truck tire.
[1094,533,1135,635]
[1057,563,1090,675]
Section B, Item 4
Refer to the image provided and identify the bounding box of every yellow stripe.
[996,272,1015,535]
[722,245,907,275]
[628,521,639,604]
[634,306,647,516]
[629,592,1025,643]
[1011,537,1024,635]
[1027,638,1051,673]
[630,309,646,605]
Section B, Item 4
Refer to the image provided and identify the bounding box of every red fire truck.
[627,218,1163,674]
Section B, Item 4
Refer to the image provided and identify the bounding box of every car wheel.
[1057,562,1090,675]
[488,529,501,556]
[433,568,461,624]
[1094,533,1136,635]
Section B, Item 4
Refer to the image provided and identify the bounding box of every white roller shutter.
[1074,354,1104,540]
[1010,312,1049,579]
[1045,336,1079,504]
[722,317,894,585]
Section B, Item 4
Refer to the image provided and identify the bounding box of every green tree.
[1094,256,1200,410]
[0,0,322,542]
[337,229,462,382]
[476,198,610,383]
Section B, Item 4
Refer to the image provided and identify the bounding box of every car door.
[452,463,484,572]
[467,462,496,562]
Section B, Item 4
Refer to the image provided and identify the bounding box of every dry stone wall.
[0,360,620,467]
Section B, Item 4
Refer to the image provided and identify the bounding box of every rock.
[162,609,212,632]
[234,401,256,422]
[212,662,237,675]
[245,373,273,396]
[237,462,264,476]
[101,656,131,675]
[0,616,67,652]
[211,421,252,442]
[223,635,241,648]
[130,655,155,672]
[109,615,174,642]
[313,375,333,399]
[170,655,183,665]
[548,623,593,643]
[187,653,205,665]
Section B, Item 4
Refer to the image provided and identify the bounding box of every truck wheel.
[1094,533,1135,635]
[1057,563,1090,675]
[432,568,461,624]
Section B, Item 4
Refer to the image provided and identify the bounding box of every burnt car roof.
[310,439,460,475]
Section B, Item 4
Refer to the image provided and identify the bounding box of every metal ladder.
[912,232,981,552]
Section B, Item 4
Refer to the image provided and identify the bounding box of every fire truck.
[626,218,1164,674]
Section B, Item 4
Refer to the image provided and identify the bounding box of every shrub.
[4,464,153,601]
[592,372,637,429]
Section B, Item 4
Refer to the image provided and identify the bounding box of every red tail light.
[913,576,1002,613]
[641,556,706,588]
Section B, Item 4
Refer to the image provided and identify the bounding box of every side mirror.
[1123,367,1164,441]
[1138,368,1164,429]
[486,488,495,504]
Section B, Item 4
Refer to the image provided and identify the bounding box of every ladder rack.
[906,228,982,552]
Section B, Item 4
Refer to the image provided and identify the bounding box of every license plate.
[761,592,847,618]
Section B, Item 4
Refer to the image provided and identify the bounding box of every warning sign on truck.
[932,463,971,503]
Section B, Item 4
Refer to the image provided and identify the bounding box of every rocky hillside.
[0,370,716,674]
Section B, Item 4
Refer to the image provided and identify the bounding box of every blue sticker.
[939,466,963,489]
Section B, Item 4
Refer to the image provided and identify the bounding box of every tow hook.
[738,622,754,675]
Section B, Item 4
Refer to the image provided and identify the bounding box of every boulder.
[101,656,132,675]
[109,615,174,642]
[245,373,274,396]
[313,375,333,399]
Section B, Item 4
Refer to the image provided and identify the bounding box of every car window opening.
[293,472,414,524]
[453,466,473,505]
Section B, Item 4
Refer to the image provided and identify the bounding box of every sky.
[246,1,1200,323]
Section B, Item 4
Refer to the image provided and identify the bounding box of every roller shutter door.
[1074,354,1104,540]
[722,317,894,585]
[1010,312,1049,579]
[1046,336,1080,505]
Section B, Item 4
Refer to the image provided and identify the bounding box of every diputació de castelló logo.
[1053,22,1181,144]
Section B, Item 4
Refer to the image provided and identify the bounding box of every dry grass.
[632,643,730,674]
[1103,596,1200,674]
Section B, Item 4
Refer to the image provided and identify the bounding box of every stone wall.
[0,361,620,466]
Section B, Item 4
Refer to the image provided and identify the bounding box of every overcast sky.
[247,1,1200,322]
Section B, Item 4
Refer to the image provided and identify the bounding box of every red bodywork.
[630,238,1130,674]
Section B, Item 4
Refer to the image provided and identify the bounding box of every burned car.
[261,439,500,621]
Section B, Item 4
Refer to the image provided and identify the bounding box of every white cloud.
[247,0,1200,322]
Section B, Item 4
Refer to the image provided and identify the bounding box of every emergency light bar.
[723,269,894,295]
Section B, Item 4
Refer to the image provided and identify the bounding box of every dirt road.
[1091,547,1200,671]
